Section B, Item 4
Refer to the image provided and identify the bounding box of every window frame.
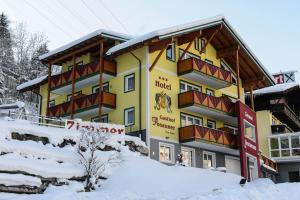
[201,38,206,53]
[67,91,82,101]
[180,80,202,93]
[206,88,215,96]
[159,142,175,164]
[124,107,135,126]
[179,49,200,60]
[194,38,199,50]
[48,100,55,108]
[91,114,109,123]
[203,151,216,168]
[92,82,109,94]
[124,73,135,93]
[181,147,196,167]
[166,42,176,62]
[207,119,216,129]
[180,113,203,127]
[244,120,256,142]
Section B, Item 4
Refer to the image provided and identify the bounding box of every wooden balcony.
[50,60,116,94]
[178,90,237,126]
[177,57,232,89]
[48,91,116,118]
[260,154,278,172]
[271,103,300,132]
[271,124,293,134]
[179,125,238,153]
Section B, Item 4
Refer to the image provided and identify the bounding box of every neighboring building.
[17,16,275,181]
[249,82,300,182]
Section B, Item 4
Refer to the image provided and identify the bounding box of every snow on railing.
[7,112,65,129]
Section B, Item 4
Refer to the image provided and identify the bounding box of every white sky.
[1,0,299,80]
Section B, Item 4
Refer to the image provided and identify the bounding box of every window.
[124,74,135,92]
[179,49,200,60]
[180,81,201,93]
[203,151,216,168]
[67,91,82,101]
[181,113,203,127]
[194,38,199,50]
[68,61,84,71]
[221,60,237,85]
[201,38,206,53]
[207,120,216,129]
[124,107,135,126]
[289,171,300,182]
[244,120,256,141]
[206,88,215,96]
[247,155,258,181]
[92,82,109,93]
[280,137,290,157]
[181,147,195,167]
[91,115,108,123]
[291,136,300,156]
[159,142,174,163]
[270,137,280,157]
[48,100,55,108]
[205,59,213,65]
[166,42,176,61]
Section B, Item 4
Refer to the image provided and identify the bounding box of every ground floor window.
[159,142,174,164]
[91,115,108,123]
[247,155,258,181]
[124,107,135,126]
[181,147,195,167]
[289,171,300,182]
[203,151,216,168]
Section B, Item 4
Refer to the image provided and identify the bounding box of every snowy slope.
[0,119,300,199]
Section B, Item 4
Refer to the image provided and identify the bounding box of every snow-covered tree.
[77,129,118,191]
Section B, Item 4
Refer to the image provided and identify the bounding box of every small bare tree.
[77,128,118,191]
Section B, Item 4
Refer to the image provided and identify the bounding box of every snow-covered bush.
[76,129,119,191]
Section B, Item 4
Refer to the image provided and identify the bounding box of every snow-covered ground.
[0,119,299,199]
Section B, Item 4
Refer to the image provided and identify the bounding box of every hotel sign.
[65,119,125,134]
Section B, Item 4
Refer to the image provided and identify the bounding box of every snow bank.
[0,174,41,187]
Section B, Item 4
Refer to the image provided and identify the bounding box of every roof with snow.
[253,82,300,95]
[16,75,47,92]
[106,15,275,89]
[39,29,133,63]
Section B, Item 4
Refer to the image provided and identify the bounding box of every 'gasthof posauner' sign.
[65,119,125,134]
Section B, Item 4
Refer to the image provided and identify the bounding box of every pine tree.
[30,42,49,79]
[0,12,14,70]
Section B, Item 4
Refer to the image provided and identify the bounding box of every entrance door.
[225,156,241,175]
[247,155,258,181]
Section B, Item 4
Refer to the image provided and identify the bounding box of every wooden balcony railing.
[48,91,116,117]
[177,57,232,83]
[271,103,300,131]
[260,154,278,172]
[179,125,238,148]
[178,90,235,115]
[50,60,116,90]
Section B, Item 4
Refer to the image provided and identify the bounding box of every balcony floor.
[180,71,232,90]
[182,140,239,156]
[52,73,113,95]
[181,105,238,126]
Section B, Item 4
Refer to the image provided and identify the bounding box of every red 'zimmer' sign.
[65,119,125,134]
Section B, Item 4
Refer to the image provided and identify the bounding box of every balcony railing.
[271,124,293,134]
[50,60,116,90]
[178,90,235,115]
[177,57,232,88]
[260,154,278,172]
[271,103,300,131]
[179,125,238,148]
[48,91,116,117]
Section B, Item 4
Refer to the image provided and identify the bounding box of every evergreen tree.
[0,12,14,70]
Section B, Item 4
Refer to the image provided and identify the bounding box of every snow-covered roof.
[106,15,225,55]
[105,15,275,86]
[253,82,300,95]
[0,101,25,109]
[39,29,133,60]
[16,75,47,91]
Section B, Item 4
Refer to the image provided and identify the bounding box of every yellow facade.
[38,37,244,143]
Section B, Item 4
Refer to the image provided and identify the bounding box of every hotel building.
[18,16,275,180]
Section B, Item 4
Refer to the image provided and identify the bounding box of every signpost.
[65,119,125,134]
